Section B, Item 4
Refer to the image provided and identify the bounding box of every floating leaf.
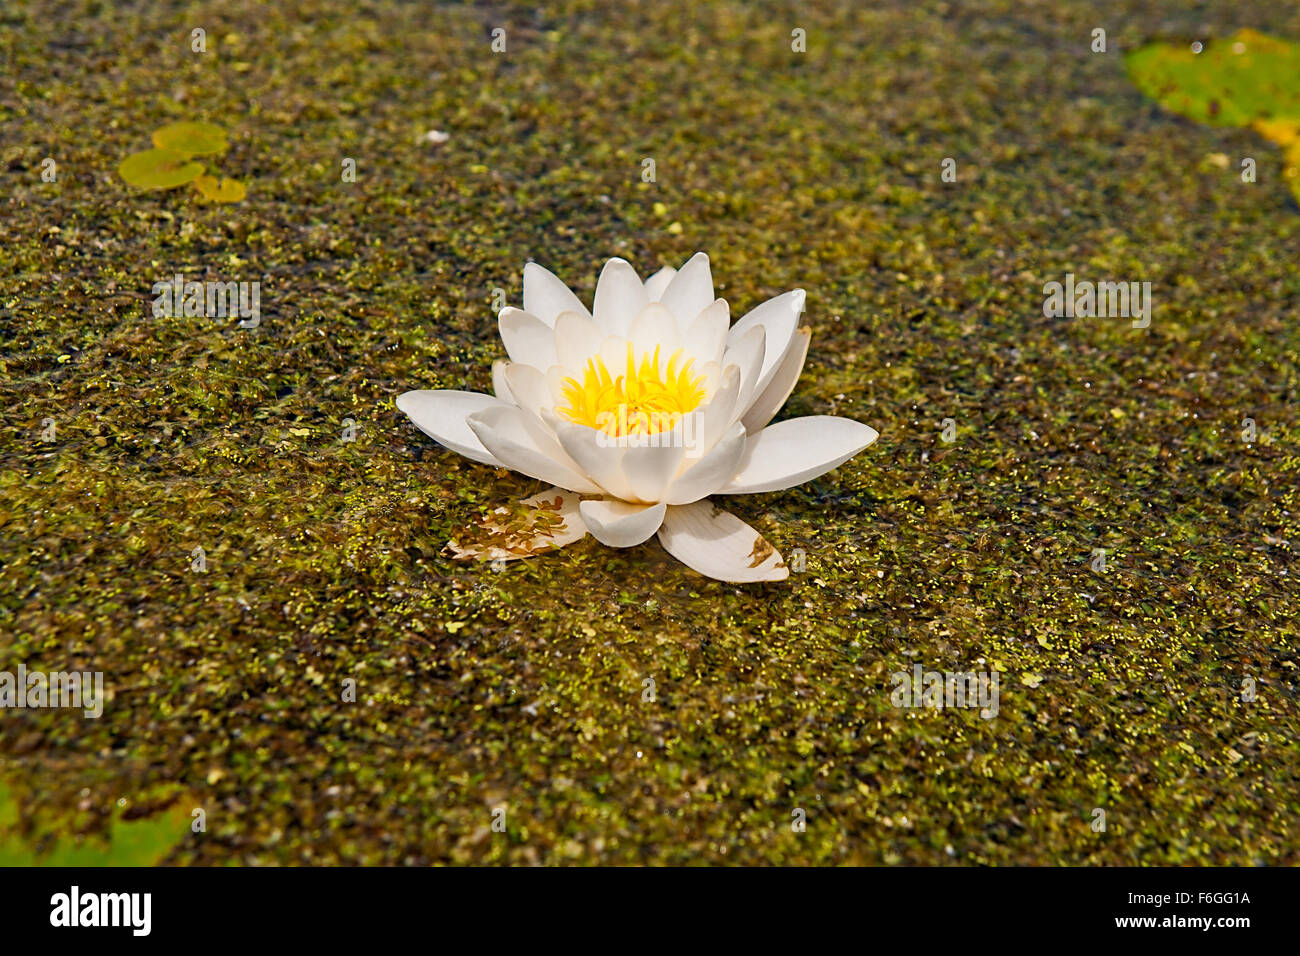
[151,120,228,155]
[0,783,190,866]
[1126,29,1300,127]
[447,488,586,561]
[1283,141,1300,193]
[194,174,247,203]
[1253,117,1300,148]
[1127,30,1300,204]
[118,148,205,189]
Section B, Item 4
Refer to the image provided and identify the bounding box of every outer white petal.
[657,501,789,583]
[578,499,667,547]
[720,416,878,495]
[659,252,713,323]
[491,360,514,404]
[621,426,685,503]
[396,389,505,467]
[727,290,804,402]
[499,307,558,370]
[683,299,729,366]
[593,258,647,337]
[644,266,677,302]
[523,262,590,327]
[554,310,605,373]
[548,414,637,502]
[663,422,747,505]
[466,405,602,493]
[739,327,811,433]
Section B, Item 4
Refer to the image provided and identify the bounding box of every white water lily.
[397,253,878,582]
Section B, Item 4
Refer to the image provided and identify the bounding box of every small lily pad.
[118,148,205,189]
[1283,142,1300,191]
[194,174,247,202]
[1253,117,1300,148]
[151,120,229,155]
[1125,29,1300,128]
[1127,30,1300,204]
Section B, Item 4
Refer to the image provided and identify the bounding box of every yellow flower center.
[557,345,706,437]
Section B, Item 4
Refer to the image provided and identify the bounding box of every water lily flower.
[397,253,878,582]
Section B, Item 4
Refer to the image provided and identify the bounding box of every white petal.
[499,307,558,370]
[693,364,740,454]
[683,299,729,366]
[491,360,514,404]
[500,380,593,479]
[657,501,789,583]
[466,405,602,493]
[578,499,667,547]
[523,262,590,327]
[628,303,683,364]
[504,362,554,418]
[644,266,677,301]
[659,252,713,323]
[621,426,685,503]
[722,324,767,420]
[449,487,588,561]
[549,414,637,501]
[727,290,804,401]
[545,365,573,407]
[720,416,878,494]
[694,359,722,398]
[554,310,605,372]
[597,334,632,373]
[593,258,647,337]
[740,327,810,433]
[664,422,747,505]
[396,389,505,467]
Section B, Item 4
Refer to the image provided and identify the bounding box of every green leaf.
[119,148,205,189]
[151,120,229,155]
[194,173,247,202]
[0,782,190,866]
[1126,30,1300,204]
[40,803,191,867]
[1125,29,1300,128]
[0,784,36,866]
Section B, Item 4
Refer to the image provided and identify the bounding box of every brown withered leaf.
[447,488,587,562]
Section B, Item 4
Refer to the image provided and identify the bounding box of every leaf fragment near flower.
[446,488,587,561]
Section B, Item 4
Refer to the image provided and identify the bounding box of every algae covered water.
[1,1,1297,868]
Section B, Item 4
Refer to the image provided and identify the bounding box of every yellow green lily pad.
[1125,29,1300,127]
[1283,141,1300,190]
[1253,117,1300,147]
[151,120,229,155]
[118,148,205,189]
[193,174,247,202]
[0,783,191,866]
[1127,29,1300,204]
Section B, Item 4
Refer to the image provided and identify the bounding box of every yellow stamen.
[557,345,706,437]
